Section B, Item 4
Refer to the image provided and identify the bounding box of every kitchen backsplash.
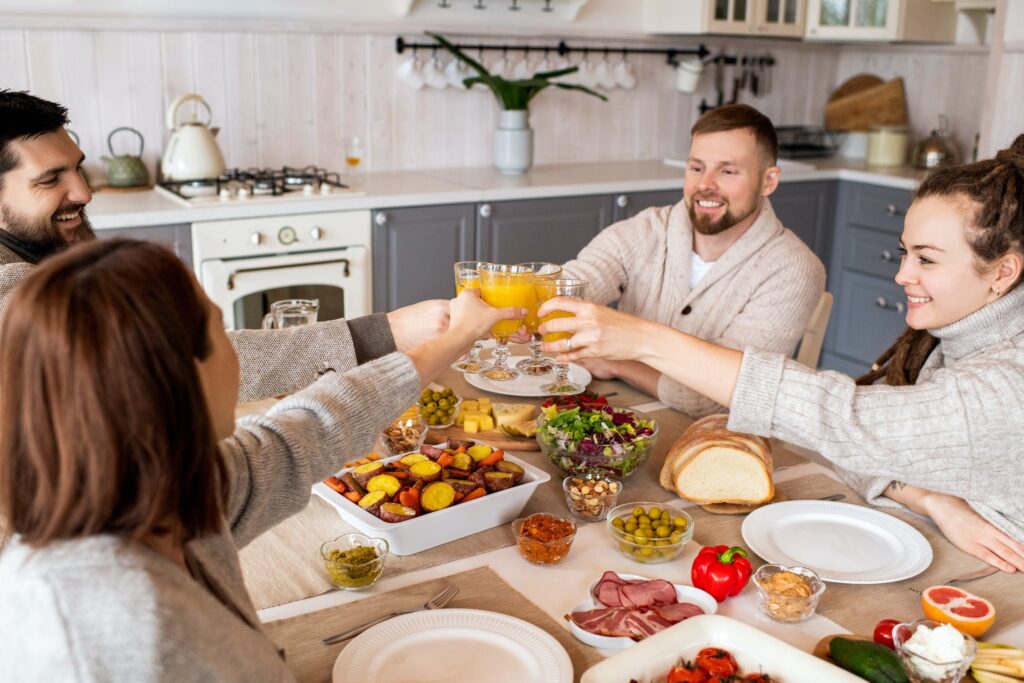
[0,27,986,180]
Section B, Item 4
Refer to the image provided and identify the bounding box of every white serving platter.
[465,355,592,397]
[312,442,549,555]
[580,614,864,683]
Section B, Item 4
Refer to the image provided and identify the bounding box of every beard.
[687,193,759,236]
[0,201,95,257]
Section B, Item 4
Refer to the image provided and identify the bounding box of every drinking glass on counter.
[261,298,319,329]
[344,136,364,170]
[478,263,534,381]
[451,261,492,374]
[515,261,562,376]
[536,278,588,394]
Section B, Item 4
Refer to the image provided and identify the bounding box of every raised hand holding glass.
[515,262,562,376]
[536,279,588,395]
[451,261,492,374]
[478,263,533,381]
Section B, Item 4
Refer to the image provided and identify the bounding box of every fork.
[321,584,459,645]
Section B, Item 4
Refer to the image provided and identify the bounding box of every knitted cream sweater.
[562,198,826,417]
[729,284,1024,542]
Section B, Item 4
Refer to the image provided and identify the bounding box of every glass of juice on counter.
[536,278,588,395]
[478,263,534,381]
[452,261,492,374]
[515,262,562,376]
[344,136,364,170]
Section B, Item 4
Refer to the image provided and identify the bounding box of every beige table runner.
[263,566,604,683]
[689,473,1024,636]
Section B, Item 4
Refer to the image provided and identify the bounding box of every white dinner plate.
[333,608,572,683]
[465,355,592,397]
[741,500,933,584]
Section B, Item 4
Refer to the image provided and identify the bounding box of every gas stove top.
[156,166,365,207]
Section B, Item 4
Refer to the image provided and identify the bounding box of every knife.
[947,566,1000,585]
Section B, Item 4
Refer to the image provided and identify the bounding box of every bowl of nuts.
[562,473,621,522]
[605,502,694,564]
[753,563,826,623]
[379,411,428,456]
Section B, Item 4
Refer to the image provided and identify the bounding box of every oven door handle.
[227,258,350,290]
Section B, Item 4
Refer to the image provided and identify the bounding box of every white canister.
[867,125,909,166]
[839,131,869,160]
[675,58,704,94]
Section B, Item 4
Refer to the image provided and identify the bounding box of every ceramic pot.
[494,110,533,175]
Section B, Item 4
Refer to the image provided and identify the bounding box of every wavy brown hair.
[0,239,225,546]
[857,134,1024,386]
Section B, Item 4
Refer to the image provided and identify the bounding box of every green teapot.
[101,127,150,188]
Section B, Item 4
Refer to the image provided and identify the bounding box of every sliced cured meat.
[652,602,705,621]
[591,571,678,609]
[567,602,705,641]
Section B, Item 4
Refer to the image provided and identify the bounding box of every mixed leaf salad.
[537,397,657,478]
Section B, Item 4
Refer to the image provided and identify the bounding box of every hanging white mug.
[397,56,424,90]
[574,57,596,89]
[422,56,448,89]
[615,58,637,90]
[445,58,472,89]
[512,55,532,80]
[490,54,509,79]
[675,58,704,94]
[594,57,617,91]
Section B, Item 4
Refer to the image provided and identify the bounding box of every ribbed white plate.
[465,355,592,397]
[741,500,932,584]
[333,608,573,683]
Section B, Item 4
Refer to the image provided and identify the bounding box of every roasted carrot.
[436,452,456,468]
[324,476,347,494]
[399,487,421,512]
[390,470,410,479]
[342,491,363,503]
[453,445,468,455]
[460,487,487,503]
[478,449,505,467]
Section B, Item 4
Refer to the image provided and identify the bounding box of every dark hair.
[0,90,70,189]
[857,133,1024,386]
[0,239,225,546]
[690,104,778,167]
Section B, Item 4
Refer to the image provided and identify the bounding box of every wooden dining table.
[237,354,1024,683]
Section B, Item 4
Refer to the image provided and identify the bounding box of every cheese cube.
[479,415,495,431]
[456,412,466,426]
[462,399,479,411]
[464,419,479,434]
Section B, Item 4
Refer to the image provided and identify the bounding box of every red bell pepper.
[691,545,753,603]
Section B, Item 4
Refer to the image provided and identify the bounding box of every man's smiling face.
[0,128,94,252]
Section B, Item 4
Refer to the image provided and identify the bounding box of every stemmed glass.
[536,278,589,395]
[515,262,562,375]
[478,263,534,381]
[451,261,492,374]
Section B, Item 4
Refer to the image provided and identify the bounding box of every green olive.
[637,515,651,525]
[656,525,671,538]
[648,507,662,520]
[634,527,651,539]
[632,506,645,517]
[624,519,638,533]
[673,516,687,529]
[611,517,624,529]
[623,534,636,544]
[670,531,683,544]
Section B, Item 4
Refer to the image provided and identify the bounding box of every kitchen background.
[0,0,1018,185]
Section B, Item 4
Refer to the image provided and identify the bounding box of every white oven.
[191,210,372,330]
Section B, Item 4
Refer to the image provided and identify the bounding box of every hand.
[448,290,525,345]
[386,300,450,352]
[921,492,1024,573]
[537,298,652,362]
[575,357,621,380]
[508,326,533,344]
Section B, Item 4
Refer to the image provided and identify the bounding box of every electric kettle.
[160,93,226,181]
[911,115,960,170]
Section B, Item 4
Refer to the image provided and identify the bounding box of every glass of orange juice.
[515,262,562,376]
[536,278,588,395]
[452,261,492,374]
[478,263,534,381]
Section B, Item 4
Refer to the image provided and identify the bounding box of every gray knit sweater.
[729,284,1024,542]
[0,243,396,402]
[562,198,825,417]
[0,352,422,682]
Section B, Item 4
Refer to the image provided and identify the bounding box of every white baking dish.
[311,444,550,555]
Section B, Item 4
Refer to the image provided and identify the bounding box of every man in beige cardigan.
[0,90,449,403]
[561,104,825,418]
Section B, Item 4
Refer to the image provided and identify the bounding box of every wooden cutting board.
[825,77,908,131]
[699,489,789,515]
[426,425,541,452]
[828,73,884,103]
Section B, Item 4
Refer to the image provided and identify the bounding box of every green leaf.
[551,82,608,101]
[533,66,578,79]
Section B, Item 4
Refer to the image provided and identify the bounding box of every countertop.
[88,158,927,230]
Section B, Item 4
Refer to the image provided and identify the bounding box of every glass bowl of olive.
[605,502,694,564]
[418,386,462,428]
[320,533,389,590]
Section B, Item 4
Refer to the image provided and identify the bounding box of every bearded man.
[561,104,825,417]
[0,90,450,402]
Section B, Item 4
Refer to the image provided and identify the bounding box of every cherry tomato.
[744,674,775,683]
[667,662,708,683]
[873,619,901,650]
[695,648,739,677]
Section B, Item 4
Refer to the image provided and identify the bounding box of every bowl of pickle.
[605,502,694,564]
[418,386,462,428]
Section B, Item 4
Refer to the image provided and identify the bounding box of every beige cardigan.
[562,198,826,417]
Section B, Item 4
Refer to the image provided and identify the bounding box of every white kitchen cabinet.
[644,0,805,37]
[805,0,955,41]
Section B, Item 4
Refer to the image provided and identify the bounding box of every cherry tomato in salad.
[667,662,708,683]
[744,674,775,682]
[695,648,739,677]
[873,618,901,650]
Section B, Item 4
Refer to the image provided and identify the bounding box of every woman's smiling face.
[896,195,1010,330]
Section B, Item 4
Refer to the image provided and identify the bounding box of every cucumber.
[828,637,909,683]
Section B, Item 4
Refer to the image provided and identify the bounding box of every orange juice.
[455,274,480,296]
[541,311,574,342]
[481,278,532,337]
[345,157,361,167]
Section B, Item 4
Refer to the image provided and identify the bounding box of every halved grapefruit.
[921,585,996,637]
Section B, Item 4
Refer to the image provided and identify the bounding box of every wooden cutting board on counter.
[426,425,541,452]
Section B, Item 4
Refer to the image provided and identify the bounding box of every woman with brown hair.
[539,135,1024,573]
[0,239,521,681]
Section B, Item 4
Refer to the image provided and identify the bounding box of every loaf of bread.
[659,415,774,505]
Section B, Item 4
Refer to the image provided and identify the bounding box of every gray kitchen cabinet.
[372,203,476,312]
[475,195,614,265]
[611,189,682,223]
[771,180,836,264]
[97,223,193,268]
[821,181,914,375]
